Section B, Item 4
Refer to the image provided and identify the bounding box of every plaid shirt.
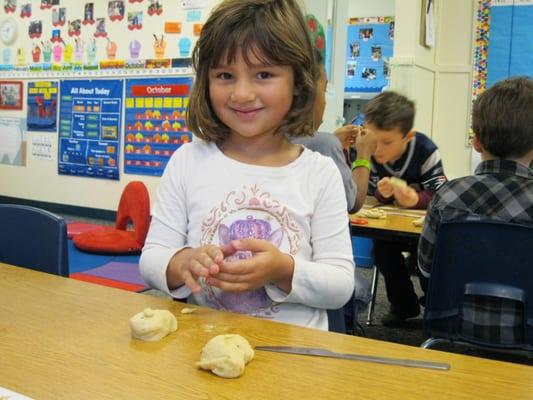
[418,159,533,276]
[418,159,533,345]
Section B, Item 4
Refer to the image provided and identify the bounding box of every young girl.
[140,0,355,331]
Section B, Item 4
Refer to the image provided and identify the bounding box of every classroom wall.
[0,0,218,211]
[0,0,477,212]
[390,0,475,179]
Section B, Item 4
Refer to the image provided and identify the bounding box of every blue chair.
[0,204,69,277]
[421,217,533,354]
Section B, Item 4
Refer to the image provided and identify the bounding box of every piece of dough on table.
[197,334,254,378]
[129,308,177,341]
[356,208,387,219]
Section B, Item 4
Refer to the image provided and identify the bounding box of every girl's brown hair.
[187,0,318,143]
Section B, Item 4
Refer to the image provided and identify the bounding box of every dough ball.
[196,334,254,378]
[412,216,425,227]
[390,177,407,189]
[130,308,177,341]
[357,208,387,219]
[181,307,197,314]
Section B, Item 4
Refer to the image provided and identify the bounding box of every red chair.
[73,181,151,254]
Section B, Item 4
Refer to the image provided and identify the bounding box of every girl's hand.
[377,177,394,198]
[167,245,224,293]
[393,185,419,208]
[207,239,294,293]
[333,125,360,149]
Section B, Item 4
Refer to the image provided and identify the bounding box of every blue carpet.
[68,240,140,274]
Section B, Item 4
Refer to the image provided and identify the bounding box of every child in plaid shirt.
[418,76,533,278]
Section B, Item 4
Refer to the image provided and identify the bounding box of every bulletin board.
[124,77,192,176]
[472,0,533,98]
[58,79,123,179]
[344,17,394,94]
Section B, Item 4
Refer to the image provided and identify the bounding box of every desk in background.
[350,202,425,324]
[1,263,532,399]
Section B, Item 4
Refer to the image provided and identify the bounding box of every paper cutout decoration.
[108,1,125,22]
[64,43,73,63]
[16,48,25,65]
[164,21,181,34]
[178,37,191,57]
[52,43,62,62]
[95,18,107,37]
[4,0,16,14]
[106,39,117,60]
[31,43,41,62]
[186,10,201,22]
[86,39,96,63]
[68,19,81,37]
[40,0,53,10]
[74,38,84,62]
[83,3,95,25]
[153,34,166,59]
[29,21,42,39]
[147,0,162,16]
[2,48,11,64]
[42,41,51,62]
[51,29,62,43]
[20,3,31,18]
[129,40,141,59]
[52,8,66,27]
[128,11,143,30]
[193,24,203,36]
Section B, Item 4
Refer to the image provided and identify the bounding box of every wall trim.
[0,196,115,221]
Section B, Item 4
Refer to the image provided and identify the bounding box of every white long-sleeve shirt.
[140,141,355,330]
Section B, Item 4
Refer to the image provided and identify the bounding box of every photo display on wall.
[124,77,192,176]
[345,17,394,93]
[58,79,123,180]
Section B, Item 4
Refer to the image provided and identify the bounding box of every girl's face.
[208,49,294,141]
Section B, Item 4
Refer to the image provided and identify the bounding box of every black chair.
[421,217,533,354]
[0,204,69,276]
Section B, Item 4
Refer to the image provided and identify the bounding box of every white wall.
[348,0,395,17]
[390,0,475,179]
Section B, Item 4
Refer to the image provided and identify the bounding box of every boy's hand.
[334,124,360,149]
[167,245,224,293]
[206,239,294,293]
[377,177,394,198]
[393,186,419,208]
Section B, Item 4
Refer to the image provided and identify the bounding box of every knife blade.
[255,346,450,371]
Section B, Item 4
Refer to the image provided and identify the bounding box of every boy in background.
[418,76,533,279]
[358,91,447,326]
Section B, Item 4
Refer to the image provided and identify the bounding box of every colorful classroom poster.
[27,81,58,131]
[344,17,394,93]
[58,79,123,180]
[124,77,192,176]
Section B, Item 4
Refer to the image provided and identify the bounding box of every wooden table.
[350,202,425,242]
[1,264,532,399]
[350,202,425,324]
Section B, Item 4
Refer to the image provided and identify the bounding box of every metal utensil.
[255,346,450,371]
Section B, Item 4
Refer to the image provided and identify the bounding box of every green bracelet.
[352,159,371,172]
